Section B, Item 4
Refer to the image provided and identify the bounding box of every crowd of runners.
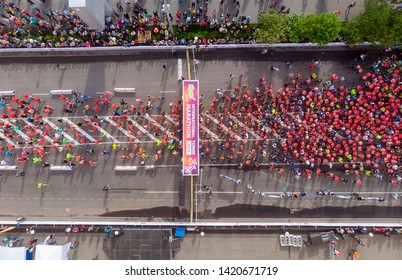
[0,49,401,189]
[207,52,401,186]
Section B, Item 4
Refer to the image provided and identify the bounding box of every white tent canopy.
[34,242,71,260]
[0,246,26,260]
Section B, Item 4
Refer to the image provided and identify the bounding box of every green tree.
[298,13,341,45]
[287,13,304,43]
[341,19,364,45]
[254,10,289,43]
[350,0,402,46]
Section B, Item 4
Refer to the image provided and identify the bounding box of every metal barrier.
[113,88,136,94]
[0,90,16,97]
[0,165,17,170]
[50,90,74,95]
[177,58,183,81]
[115,166,138,171]
[49,165,74,171]
[0,220,402,228]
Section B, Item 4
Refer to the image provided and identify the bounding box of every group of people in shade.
[0,0,255,48]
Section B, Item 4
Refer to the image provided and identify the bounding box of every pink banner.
[182,80,199,176]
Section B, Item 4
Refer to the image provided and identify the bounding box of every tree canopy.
[254,10,289,43]
[344,0,402,46]
[297,14,342,45]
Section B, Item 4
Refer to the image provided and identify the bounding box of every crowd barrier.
[113,88,136,94]
[115,166,139,171]
[0,90,16,97]
[0,165,18,170]
[50,90,74,95]
[49,166,74,171]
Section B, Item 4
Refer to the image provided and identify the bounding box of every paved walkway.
[7,0,366,26]
[2,228,402,260]
[175,231,402,260]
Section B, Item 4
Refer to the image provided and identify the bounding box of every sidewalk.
[2,229,401,260]
[10,0,366,25]
[174,231,402,260]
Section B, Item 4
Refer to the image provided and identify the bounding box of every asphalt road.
[0,48,400,221]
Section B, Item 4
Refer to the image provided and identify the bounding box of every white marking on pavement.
[32,93,49,96]
[214,191,243,194]
[127,117,158,141]
[62,118,97,142]
[42,118,80,145]
[104,117,138,142]
[160,91,176,93]
[248,114,280,139]
[145,115,180,142]
[22,119,54,143]
[0,131,17,146]
[91,123,119,143]
[200,124,222,141]
[206,114,242,141]
[164,115,179,126]
[143,191,178,194]
[228,115,262,140]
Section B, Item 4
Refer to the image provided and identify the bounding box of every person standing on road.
[346,1,356,10]
[57,64,66,71]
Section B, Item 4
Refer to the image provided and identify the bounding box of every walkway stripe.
[145,115,180,142]
[42,118,80,145]
[22,119,54,143]
[228,115,262,140]
[144,191,178,194]
[0,131,17,145]
[127,117,158,141]
[200,124,221,141]
[248,115,280,138]
[164,115,179,126]
[62,118,97,142]
[205,114,242,141]
[104,117,138,142]
[91,123,119,143]
[14,130,30,141]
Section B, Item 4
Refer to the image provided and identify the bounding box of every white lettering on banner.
[186,142,192,156]
[185,104,192,139]
[191,104,196,138]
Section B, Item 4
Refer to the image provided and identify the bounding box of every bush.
[254,10,289,43]
[298,14,341,45]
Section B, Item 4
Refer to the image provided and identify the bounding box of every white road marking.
[160,91,176,93]
[145,115,180,142]
[104,117,138,142]
[143,191,178,194]
[0,131,17,146]
[22,119,54,143]
[92,123,119,143]
[62,118,97,142]
[214,191,243,194]
[32,93,49,96]
[228,115,262,140]
[127,117,158,141]
[200,124,222,141]
[205,114,242,141]
[164,115,179,126]
[42,118,80,145]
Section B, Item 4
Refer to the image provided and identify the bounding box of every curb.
[0,42,384,57]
